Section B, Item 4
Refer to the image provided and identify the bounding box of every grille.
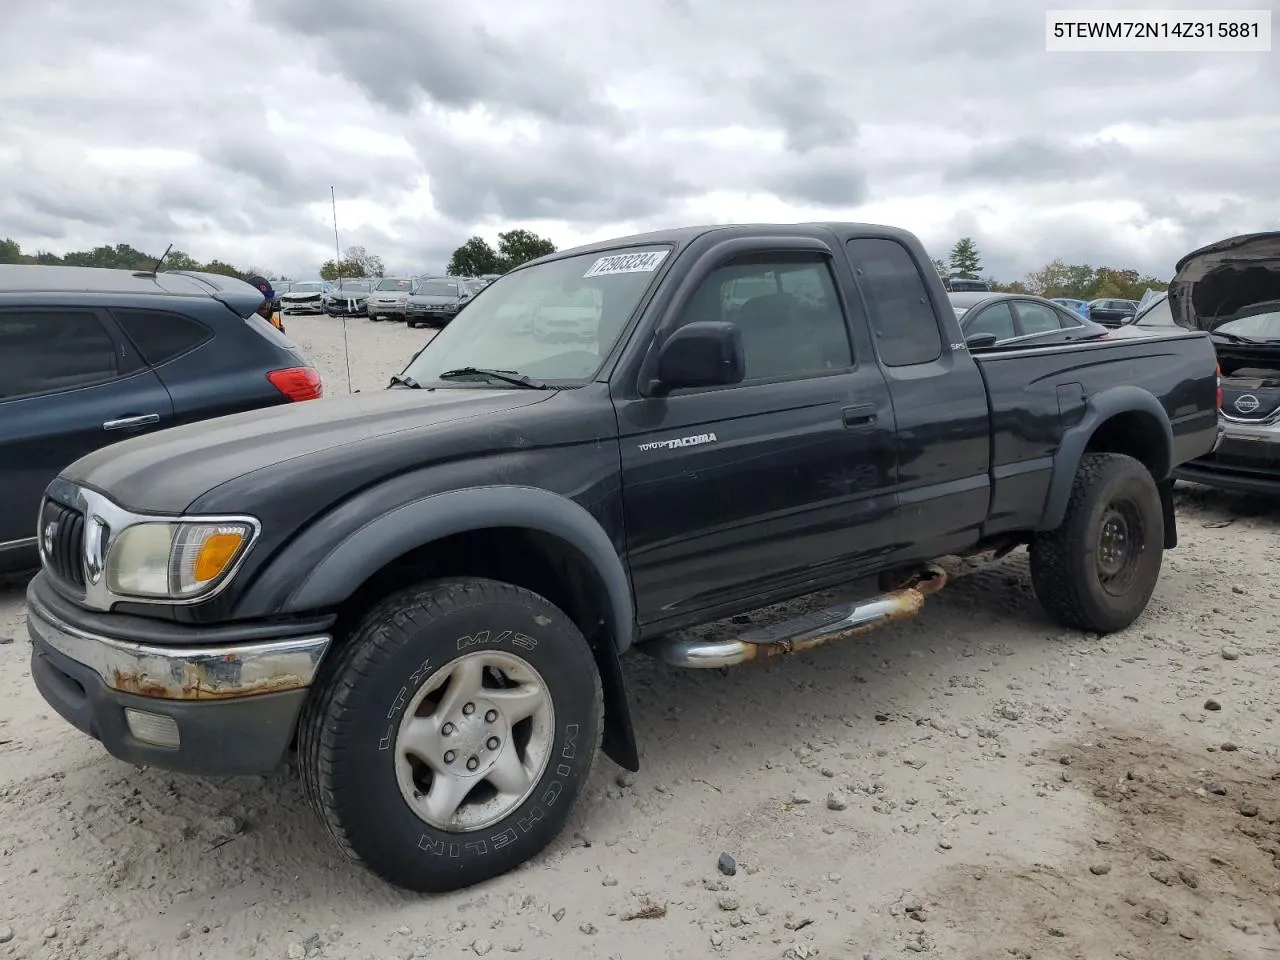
[40,500,86,588]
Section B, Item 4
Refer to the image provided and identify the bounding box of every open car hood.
[1170,231,1280,332]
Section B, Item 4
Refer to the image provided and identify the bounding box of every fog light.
[124,708,181,748]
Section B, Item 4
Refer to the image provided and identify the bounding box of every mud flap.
[1158,479,1177,549]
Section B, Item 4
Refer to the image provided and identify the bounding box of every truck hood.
[61,387,555,514]
[1170,231,1280,332]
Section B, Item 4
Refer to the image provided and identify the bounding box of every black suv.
[0,266,323,573]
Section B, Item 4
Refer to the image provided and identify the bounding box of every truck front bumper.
[27,585,330,777]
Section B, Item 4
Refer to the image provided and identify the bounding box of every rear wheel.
[1029,453,1164,633]
[297,577,603,893]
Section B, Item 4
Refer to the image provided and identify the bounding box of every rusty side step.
[642,563,947,669]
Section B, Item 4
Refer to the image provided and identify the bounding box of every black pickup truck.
[26,223,1221,893]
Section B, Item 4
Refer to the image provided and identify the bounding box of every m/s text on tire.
[297,577,603,893]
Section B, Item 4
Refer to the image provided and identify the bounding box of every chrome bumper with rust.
[27,598,330,702]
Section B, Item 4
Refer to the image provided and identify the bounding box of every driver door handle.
[842,404,877,428]
[103,413,161,431]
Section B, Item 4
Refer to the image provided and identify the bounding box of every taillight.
[267,366,323,402]
[1215,362,1222,411]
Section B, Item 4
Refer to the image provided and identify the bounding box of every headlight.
[105,520,256,599]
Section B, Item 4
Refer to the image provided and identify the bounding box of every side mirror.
[965,332,998,349]
[651,321,745,394]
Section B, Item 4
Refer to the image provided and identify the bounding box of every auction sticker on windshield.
[583,250,669,278]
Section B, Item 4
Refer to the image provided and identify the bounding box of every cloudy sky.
[2,0,1276,283]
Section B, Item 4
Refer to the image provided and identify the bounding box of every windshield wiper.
[437,367,548,389]
[1212,331,1270,344]
[388,374,422,388]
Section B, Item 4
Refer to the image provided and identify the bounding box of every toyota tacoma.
[27,222,1222,894]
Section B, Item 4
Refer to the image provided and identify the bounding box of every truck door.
[616,241,900,627]
[842,237,992,561]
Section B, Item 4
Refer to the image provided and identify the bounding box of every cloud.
[0,0,1277,283]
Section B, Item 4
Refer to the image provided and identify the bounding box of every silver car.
[368,277,416,322]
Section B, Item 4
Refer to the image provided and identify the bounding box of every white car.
[279,280,329,315]
[368,277,416,322]
[531,288,600,342]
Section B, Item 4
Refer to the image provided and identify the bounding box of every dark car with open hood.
[24,221,1221,895]
[1134,232,1280,494]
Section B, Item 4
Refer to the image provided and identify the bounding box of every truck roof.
[525,222,927,267]
[0,264,257,300]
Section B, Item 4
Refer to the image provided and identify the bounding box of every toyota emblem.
[1233,394,1260,414]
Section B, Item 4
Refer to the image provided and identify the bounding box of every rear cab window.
[845,238,943,366]
[0,308,121,400]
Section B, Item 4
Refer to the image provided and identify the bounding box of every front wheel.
[297,577,603,893]
[1029,452,1164,634]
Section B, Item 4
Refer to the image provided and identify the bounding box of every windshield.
[377,278,413,292]
[1135,293,1177,326]
[1216,310,1280,340]
[333,280,371,292]
[291,282,325,293]
[400,245,671,385]
[415,280,460,297]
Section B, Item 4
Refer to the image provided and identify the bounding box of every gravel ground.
[2,313,1278,960]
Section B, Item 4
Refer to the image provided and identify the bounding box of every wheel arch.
[271,485,640,771]
[1041,387,1175,540]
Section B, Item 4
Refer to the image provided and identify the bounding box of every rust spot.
[111,667,308,701]
[742,563,946,663]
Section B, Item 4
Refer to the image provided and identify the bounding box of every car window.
[845,238,943,366]
[678,255,853,381]
[1216,310,1280,339]
[1014,301,1064,335]
[416,280,462,297]
[0,309,120,400]
[965,302,1016,340]
[1135,295,1176,326]
[112,309,212,366]
[376,279,413,292]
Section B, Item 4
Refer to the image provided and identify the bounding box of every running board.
[642,564,947,669]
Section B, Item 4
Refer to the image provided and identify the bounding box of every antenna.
[145,242,174,276]
[331,185,354,395]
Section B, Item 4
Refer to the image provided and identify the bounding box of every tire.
[297,577,604,893]
[1029,452,1164,634]
[407,320,419,329]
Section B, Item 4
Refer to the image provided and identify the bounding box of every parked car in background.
[531,286,601,342]
[1162,231,1280,494]
[949,292,1110,347]
[323,279,372,318]
[280,280,329,315]
[1086,298,1138,326]
[0,265,321,574]
[368,277,416,322]
[1050,297,1091,319]
[405,277,473,328]
[943,278,990,292]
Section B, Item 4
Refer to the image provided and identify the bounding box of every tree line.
[934,236,1168,302]
[0,237,278,282]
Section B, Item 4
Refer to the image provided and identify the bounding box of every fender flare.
[1040,386,1174,532]
[281,485,637,653]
